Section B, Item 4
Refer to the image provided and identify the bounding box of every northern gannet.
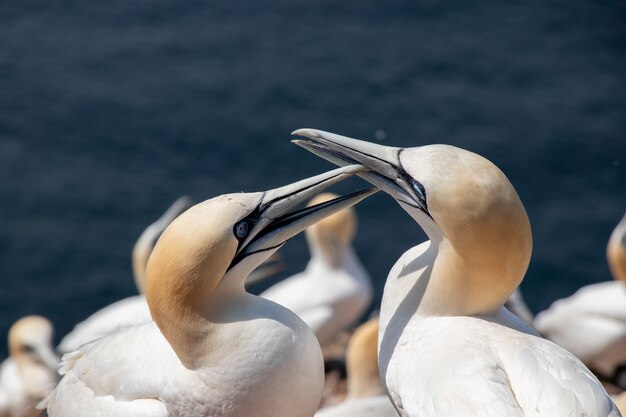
[42,166,376,417]
[293,129,620,417]
[57,196,193,354]
[261,192,373,347]
[534,212,626,387]
[0,316,59,417]
[316,319,398,417]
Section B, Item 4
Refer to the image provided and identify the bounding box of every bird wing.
[44,373,168,417]
[385,316,620,417]
[45,322,178,417]
[502,334,621,417]
[58,295,151,353]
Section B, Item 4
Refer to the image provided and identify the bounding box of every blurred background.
[0,1,624,357]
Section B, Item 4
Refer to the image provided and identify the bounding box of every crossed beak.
[231,165,378,268]
[291,129,429,215]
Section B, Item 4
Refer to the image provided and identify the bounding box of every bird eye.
[22,344,36,354]
[234,221,249,239]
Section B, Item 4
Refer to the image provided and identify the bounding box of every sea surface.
[0,0,624,357]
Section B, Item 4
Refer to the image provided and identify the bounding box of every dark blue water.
[1,1,624,357]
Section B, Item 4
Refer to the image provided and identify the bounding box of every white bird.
[42,166,376,417]
[261,192,373,347]
[293,128,620,417]
[534,212,626,387]
[316,319,398,417]
[0,316,59,417]
[57,196,193,354]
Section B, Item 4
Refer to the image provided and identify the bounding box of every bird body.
[48,308,320,417]
[293,129,620,417]
[380,312,616,416]
[43,165,375,416]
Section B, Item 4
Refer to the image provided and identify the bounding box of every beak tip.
[291,128,320,139]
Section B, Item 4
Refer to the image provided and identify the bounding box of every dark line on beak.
[305,137,432,220]
[259,171,344,212]
[230,243,284,269]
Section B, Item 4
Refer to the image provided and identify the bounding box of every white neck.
[307,234,351,268]
[379,234,522,339]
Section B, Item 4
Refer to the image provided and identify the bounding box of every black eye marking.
[22,344,36,354]
[397,149,432,219]
[234,220,249,239]
[410,179,427,206]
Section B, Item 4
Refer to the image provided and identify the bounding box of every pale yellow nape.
[403,145,532,316]
[144,193,260,361]
[306,193,357,266]
[607,217,626,283]
[346,319,383,399]
[8,316,53,362]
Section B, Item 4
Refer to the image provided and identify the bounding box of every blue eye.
[235,221,249,239]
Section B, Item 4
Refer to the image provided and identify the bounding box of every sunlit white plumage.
[534,212,626,382]
[43,166,375,417]
[261,192,372,347]
[0,316,59,417]
[316,319,397,417]
[294,128,619,417]
[57,196,192,354]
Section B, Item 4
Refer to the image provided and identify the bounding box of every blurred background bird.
[0,316,58,417]
[534,212,626,392]
[261,193,373,349]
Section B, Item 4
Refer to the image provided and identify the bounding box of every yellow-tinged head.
[8,315,59,372]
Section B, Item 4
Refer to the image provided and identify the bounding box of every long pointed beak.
[232,165,377,267]
[292,128,428,213]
